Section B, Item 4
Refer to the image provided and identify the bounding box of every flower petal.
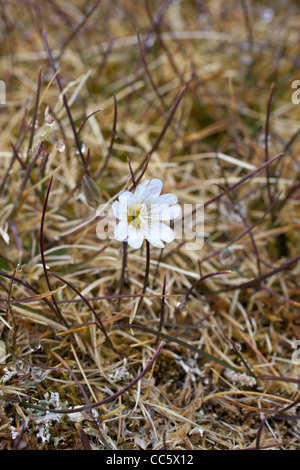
[147,179,163,200]
[127,226,144,249]
[165,204,181,220]
[152,193,178,206]
[145,223,165,248]
[114,220,128,241]
[119,191,134,207]
[150,203,181,221]
[160,223,175,243]
[137,179,163,205]
[131,180,150,203]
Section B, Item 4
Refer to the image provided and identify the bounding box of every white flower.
[112,179,181,249]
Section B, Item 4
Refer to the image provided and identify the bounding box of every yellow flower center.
[126,204,146,229]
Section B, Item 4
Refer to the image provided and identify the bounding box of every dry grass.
[1,0,300,450]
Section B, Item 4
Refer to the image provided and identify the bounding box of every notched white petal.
[119,191,134,207]
[147,179,163,200]
[146,223,165,248]
[115,220,128,241]
[146,236,165,249]
[160,223,175,242]
[153,193,178,206]
[168,204,181,220]
[151,203,181,221]
[127,226,144,249]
